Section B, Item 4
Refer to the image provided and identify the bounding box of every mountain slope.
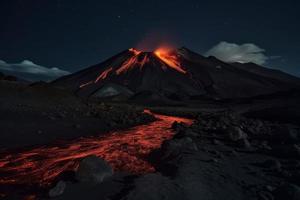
[231,62,300,85]
[52,47,300,100]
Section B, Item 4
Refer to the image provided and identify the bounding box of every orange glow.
[139,54,150,68]
[80,48,143,87]
[79,80,93,88]
[154,47,186,74]
[77,46,188,89]
[116,52,149,75]
[0,111,193,188]
[95,67,113,83]
[116,55,139,75]
[24,195,36,200]
[129,48,142,56]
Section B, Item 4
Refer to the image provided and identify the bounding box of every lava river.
[0,111,193,188]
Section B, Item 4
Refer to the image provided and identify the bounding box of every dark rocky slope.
[31,109,300,200]
[52,47,300,101]
[0,81,154,149]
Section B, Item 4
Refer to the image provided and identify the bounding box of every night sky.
[0,0,299,80]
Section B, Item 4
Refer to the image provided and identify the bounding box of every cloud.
[0,59,70,81]
[205,41,268,65]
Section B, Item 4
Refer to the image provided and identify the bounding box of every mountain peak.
[52,46,300,101]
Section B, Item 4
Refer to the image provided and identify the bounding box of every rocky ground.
[1,79,300,200]
[149,111,300,200]
[25,109,299,200]
[0,80,155,149]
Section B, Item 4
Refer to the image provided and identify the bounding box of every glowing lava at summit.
[154,47,187,74]
[116,48,149,75]
[118,47,187,75]
[129,48,142,56]
[79,46,188,89]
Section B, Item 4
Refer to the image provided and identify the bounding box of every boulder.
[271,144,300,159]
[261,159,282,171]
[272,125,300,144]
[289,171,300,186]
[174,129,198,139]
[258,191,274,200]
[212,139,223,145]
[274,183,300,200]
[227,126,247,142]
[125,173,184,200]
[49,181,66,197]
[160,137,198,159]
[75,155,113,184]
[171,121,186,131]
[237,138,252,149]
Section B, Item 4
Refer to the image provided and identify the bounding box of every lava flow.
[116,49,148,75]
[154,47,187,74]
[79,47,187,89]
[0,111,193,187]
[95,67,113,83]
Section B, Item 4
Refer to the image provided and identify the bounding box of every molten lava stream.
[154,48,187,74]
[0,111,193,187]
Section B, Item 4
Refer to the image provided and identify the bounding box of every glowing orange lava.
[116,49,149,75]
[129,48,142,56]
[154,47,187,74]
[79,80,93,88]
[0,111,193,187]
[79,47,187,88]
[95,67,113,83]
[80,48,145,87]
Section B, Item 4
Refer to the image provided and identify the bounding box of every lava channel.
[154,47,187,74]
[0,111,193,187]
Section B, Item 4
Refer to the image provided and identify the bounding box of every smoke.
[135,31,179,51]
[0,59,70,81]
[205,41,268,65]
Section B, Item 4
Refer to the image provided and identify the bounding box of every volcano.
[52,47,300,101]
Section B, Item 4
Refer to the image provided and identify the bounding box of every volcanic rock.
[155,137,199,165]
[236,138,252,149]
[289,171,300,186]
[257,190,274,200]
[49,181,66,197]
[227,126,247,141]
[271,124,300,143]
[125,173,184,200]
[270,144,300,159]
[261,159,282,171]
[171,121,180,130]
[75,155,113,184]
[212,139,223,145]
[273,183,300,200]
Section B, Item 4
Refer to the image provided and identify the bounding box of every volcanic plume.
[52,46,300,101]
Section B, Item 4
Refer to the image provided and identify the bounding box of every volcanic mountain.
[52,47,300,101]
